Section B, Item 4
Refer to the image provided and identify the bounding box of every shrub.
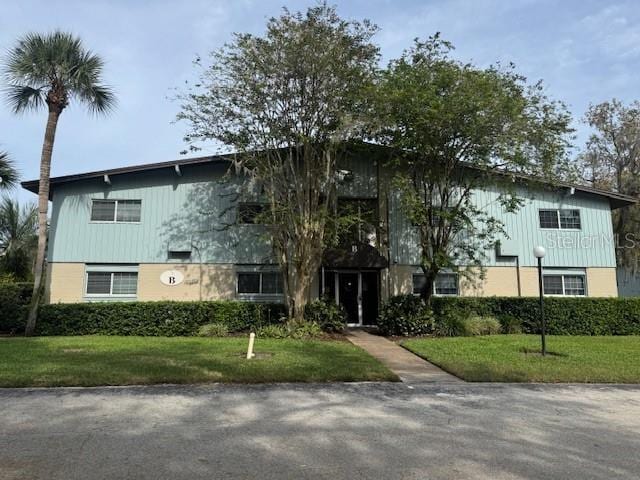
[36,301,285,336]
[464,316,501,336]
[256,324,289,338]
[430,296,640,336]
[256,320,323,339]
[197,323,229,337]
[377,295,433,336]
[499,314,523,334]
[304,297,347,332]
[433,312,466,337]
[0,281,33,333]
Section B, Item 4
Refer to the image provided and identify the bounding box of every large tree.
[374,36,573,302]
[178,4,379,321]
[4,31,115,335]
[0,197,38,280]
[577,99,640,269]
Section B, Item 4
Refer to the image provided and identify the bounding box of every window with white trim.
[237,272,283,295]
[538,209,581,229]
[90,199,141,223]
[85,266,138,297]
[543,273,586,296]
[412,272,459,296]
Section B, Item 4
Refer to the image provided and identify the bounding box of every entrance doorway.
[322,270,379,326]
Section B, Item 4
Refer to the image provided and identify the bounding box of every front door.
[361,271,379,325]
[338,272,359,325]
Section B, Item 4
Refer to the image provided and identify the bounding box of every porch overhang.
[322,243,388,269]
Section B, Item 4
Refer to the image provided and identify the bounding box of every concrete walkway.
[346,329,463,383]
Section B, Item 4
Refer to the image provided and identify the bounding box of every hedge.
[429,296,640,336]
[0,282,33,333]
[36,301,286,336]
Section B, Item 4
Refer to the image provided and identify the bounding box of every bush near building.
[379,295,640,337]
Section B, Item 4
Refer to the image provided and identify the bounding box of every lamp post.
[533,245,546,356]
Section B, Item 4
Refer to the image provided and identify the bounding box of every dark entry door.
[338,272,359,324]
[361,272,379,325]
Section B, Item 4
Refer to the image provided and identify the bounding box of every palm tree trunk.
[25,108,59,336]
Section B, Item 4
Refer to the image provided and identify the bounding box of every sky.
[1,0,639,203]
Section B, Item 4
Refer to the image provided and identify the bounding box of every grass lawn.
[402,335,640,383]
[0,336,398,387]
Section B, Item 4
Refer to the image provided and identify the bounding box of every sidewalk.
[347,329,463,384]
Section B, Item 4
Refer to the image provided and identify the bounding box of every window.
[238,203,268,224]
[90,199,141,223]
[168,251,191,261]
[85,267,138,297]
[412,272,459,296]
[543,273,586,296]
[237,271,284,295]
[538,209,581,229]
[337,198,378,245]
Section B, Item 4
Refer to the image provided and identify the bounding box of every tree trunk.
[25,108,60,336]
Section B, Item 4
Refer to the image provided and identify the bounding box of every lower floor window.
[86,267,138,297]
[237,271,283,295]
[412,272,459,296]
[543,273,586,296]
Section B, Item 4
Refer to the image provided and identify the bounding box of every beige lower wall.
[586,267,618,297]
[46,263,85,303]
[46,262,619,303]
[46,263,237,303]
[137,264,236,301]
[385,265,618,298]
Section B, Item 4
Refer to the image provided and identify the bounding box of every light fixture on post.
[533,245,546,356]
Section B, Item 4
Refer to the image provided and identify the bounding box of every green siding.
[48,158,617,269]
[389,184,617,267]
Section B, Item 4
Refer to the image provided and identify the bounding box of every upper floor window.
[543,272,586,296]
[85,265,138,297]
[91,199,141,223]
[238,203,269,224]
[412,272,459,296]
[539,209,581,229]
[237,271,284,295]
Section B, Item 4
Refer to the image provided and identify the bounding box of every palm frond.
[5,85,45,113]
[0,152,19,190]
[3,30,116,115]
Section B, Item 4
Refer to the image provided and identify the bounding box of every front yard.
[0,336,398,387]
[403,335,640,383]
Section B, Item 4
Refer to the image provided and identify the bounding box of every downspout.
[515,255,522,297]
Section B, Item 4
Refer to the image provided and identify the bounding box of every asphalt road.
[1,383,639,479]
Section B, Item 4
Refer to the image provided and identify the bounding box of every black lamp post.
[533,245,546,356]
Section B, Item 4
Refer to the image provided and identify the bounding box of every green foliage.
[381,295,640,337]
[304,297,347,332]
[257,320,324,339]
[377,295,434,336]
[177,4,379,321]
[4,31,115,114]
[500,314,523,334]
[36,301,285,336]
[373,35,573,302]
[430,296,640,335]
[0,152,18,190]
[197,323,229,337]
[0,281,33,332]
[433,312,466,337]
[0,197,38,280]
[464,316,501,336]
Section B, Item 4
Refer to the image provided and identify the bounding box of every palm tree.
[0,197,38,280]
[0,151,18,190]
[4,31,115,335]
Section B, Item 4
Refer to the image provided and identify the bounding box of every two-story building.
[22,146,635,326]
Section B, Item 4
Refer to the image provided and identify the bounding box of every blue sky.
[2,0,639,203]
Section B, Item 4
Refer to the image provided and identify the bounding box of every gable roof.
[21,148,637,209]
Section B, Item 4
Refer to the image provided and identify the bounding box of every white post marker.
[246,332,256,359]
